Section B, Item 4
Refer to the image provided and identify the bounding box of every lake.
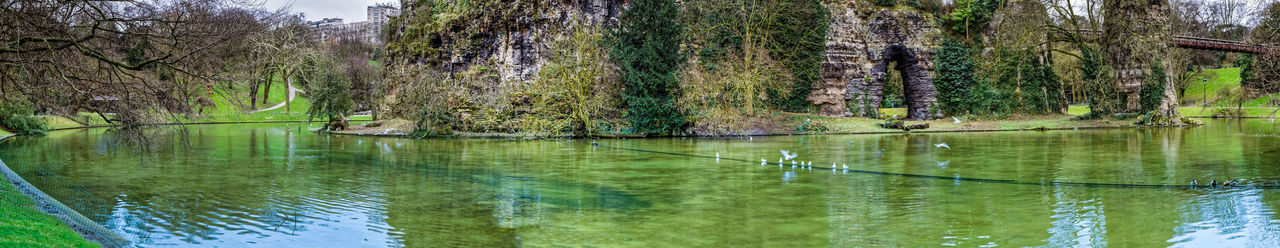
[2,119,1280,247]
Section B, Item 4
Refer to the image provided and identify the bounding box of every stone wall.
[809,2,942,119]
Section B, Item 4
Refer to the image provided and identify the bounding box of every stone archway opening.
[867,44,936,120]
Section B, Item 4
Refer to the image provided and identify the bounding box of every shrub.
[531,28,621,136]
[0,103,48,136]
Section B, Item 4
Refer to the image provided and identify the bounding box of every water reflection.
[0,120,1278,246]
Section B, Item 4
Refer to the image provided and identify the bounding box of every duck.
[592,140,599,147]
[1190,179,1198,187]
[1210,180,1218,187]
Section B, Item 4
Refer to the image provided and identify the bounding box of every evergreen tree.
[608,0,686,134]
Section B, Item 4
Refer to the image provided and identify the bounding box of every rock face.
[382,0,623,118]
[809,2,942,119]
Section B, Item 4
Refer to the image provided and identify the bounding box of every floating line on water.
[598,145,1280,190]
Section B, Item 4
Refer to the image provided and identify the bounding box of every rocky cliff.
[382,0,623,118]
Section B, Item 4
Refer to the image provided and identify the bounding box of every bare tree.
[0,0,274,126]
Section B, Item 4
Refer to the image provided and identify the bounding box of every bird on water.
[781,150,798,160]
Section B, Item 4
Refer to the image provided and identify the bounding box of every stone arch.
[862,44,937,120]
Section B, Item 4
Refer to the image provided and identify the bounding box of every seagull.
[781,150,798,160]
[832,163,837,171]
[778,158,783,164]
[842,164,848,169]
[716,153,720,162]
[762,159,767,165]
[935,143,951,149]
[952,116,963,123]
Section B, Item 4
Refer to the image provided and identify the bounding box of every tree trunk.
[249,78,259,109]
[262,72,273,105]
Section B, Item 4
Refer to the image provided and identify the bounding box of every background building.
[311,3,399,44]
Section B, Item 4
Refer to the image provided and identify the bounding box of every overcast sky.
[259,0,398,22]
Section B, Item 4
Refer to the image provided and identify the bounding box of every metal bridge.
[1075,29,1277,54]
[1172,35,1277,54]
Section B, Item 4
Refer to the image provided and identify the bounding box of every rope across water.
[597,145,1280,190]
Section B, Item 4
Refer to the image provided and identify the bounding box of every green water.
[2,120,1280,247]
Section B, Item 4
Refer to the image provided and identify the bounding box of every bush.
[531,28,621,136]
[0,103,48,136]
[794,118,829,133]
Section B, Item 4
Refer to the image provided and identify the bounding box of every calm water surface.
[2,120,1280,247]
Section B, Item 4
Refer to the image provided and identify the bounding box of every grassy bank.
[0,133,98,247]
[0,179,98,248]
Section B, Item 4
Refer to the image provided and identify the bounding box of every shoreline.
[321,114,1215,139]
[0,135,128,248]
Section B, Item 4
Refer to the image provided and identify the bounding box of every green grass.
[40,116,88,130]
[0,180,98,247]
[1067,105,1090,116]
[1179,107,1280,118]
[0,129,11,137]
[1183,67,1242,103]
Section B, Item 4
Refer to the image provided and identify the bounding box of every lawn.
[1183,67,1241,104]
[0,129,11,137]
[0,178,98,248]
[1179,106,1280,118]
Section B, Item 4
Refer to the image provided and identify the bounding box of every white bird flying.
[781,150,798,160]
[935,143,951,149]
[952,116,963,124]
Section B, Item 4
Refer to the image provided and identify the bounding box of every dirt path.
[248,79,305,113]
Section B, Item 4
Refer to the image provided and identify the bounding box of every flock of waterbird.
[736,140,1242,189]
[598,137,1250,189]
[755,141,953,174]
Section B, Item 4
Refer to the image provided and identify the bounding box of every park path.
[248,79,305,113]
